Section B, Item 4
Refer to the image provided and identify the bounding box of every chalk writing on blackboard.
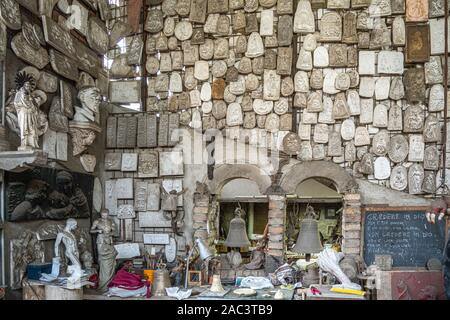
[364,211,445,267]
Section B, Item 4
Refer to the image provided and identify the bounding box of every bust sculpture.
[91,208,117,291]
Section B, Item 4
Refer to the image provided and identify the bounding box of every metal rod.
[443,0,449,190]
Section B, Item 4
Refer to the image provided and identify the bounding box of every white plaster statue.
[90,208,117,291]
[74,86,102,124]
[317,248,362,290]
[12,72,46,151]
[54,218,82,285]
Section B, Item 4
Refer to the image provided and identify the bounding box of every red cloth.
[108,268,151,298]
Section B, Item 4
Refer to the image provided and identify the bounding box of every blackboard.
[364,210,446,267]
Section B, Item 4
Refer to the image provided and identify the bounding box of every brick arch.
[208,164,272,195]
[280,161,357,194]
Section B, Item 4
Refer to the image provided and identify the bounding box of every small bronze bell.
[152,268,171,297]
[293,205,323,255]
[224,208,251,248]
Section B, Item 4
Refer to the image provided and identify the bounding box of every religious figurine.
[47,171,90,219]
[54,219,82,276]
[11,71,48,151]
[161,186,186,236]
[90,208,118,291]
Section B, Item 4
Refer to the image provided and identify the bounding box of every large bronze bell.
[152,268,171,297]
[224,208,251,248]
[293,205,323,254]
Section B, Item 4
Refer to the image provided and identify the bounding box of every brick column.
[342,193,362,257]
[192,193,209,240]
[267,195,286,257]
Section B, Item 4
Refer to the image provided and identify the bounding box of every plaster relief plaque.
[320,12,342,42]
[229,75,246,95]
[408,135,425,162]
[277,0,293,13]
[310,69,323,90]
[368,0,392,16]
[341,119,356,140]
[265,113,280,133]
[389,77,405,100]
[252,56,264,75]
[256,115,266,128]
[87,17,108,55]
[214,38,229,60]
[359,98,374,124]
[227,103,243,126]
[295,71,310,93]
[260,10,274,36]
[274,98,289,115]
[424,114,440,142]
[189,0,207,23]
[49,49,79,81]
[373,104,388,127]
[116,178,134,199]
[0,0,21,30]
[302,109,318,124]
[429,84,444,112]
[393,17,406,46]
[246,32,264,58]
[358,32,370,48]
[282,132,301,155]
[277,47,293,75]
[408,164,424,194]
[424,145,439,170]
[280,114,293,131]
[358,51,376,75]
[405,24,430,63]
[343,12,358,43]
[329,44,348,67]
[243,112,256,129]
[208,0,228,13]
[335,73,351,91]
[264,70,281,100]
[238,57,252,74]
[49,96,68,133]
[121,153,138,172]
[245,13,259,33]
[328,132,342,157]
[359,153,374,175]
[318,96,335,124]
[253,99,274,115]
[313,47,329,68]
[355,127,370,146]
[264,49,277,70]
[281,77,295,97]
[388,104,403,130]
[138,151,159,178]
[374,157,391,179]
[105,153,122,171]
[422,171,436,193]
[105,180,117,215]
[390,165,408,190]
[333,93,350,119]
[392,0,406,13]
[372,130,390,156]
[388,134,409,163]
[278,15,293,46]
[405,68,426,102]
[117,205,135,219]
[299,141,313,161]
[377,51,404,75]
[159,151,184,176]
[369,21,391,49]
[313,124,329,143]
[425,56,443,84]
[306,92,323,113]
[11,34,49,70]
[347,90,361,115]
[359,77,375,98]
[406,0,429,22]
[293,1,315,33]
[404,104,424,132]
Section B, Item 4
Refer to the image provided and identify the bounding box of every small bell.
[152,268,171,297]
[293,205,323,255]
[224,208,251,248]
[210,275,226,293]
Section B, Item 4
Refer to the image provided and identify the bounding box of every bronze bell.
[224,208,251,248]
[293,206,323,254]
[152,269,171,297]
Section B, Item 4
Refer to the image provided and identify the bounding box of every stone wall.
[139,0,448,199]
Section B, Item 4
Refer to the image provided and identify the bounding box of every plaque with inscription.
[87,17,109,54]
[135,182,148,212]
[42,15,77,58]
[143,234,170,245]
[158,114,169,147]
[405,24,430,63]
[109,80,141,104]
[105,153,121,171]
[11,34,49,70]
[139,212,171,228]
[147,114,158,147]
[126,116,137,148]
[116,117,128,148]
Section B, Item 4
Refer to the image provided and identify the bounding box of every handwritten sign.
[363,210,446,267]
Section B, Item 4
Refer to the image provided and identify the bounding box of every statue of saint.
[161,186,186,236]
[47,171,90,219]
[13,72,41,151]
[90,209,117,291]
[54,219,82,272]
